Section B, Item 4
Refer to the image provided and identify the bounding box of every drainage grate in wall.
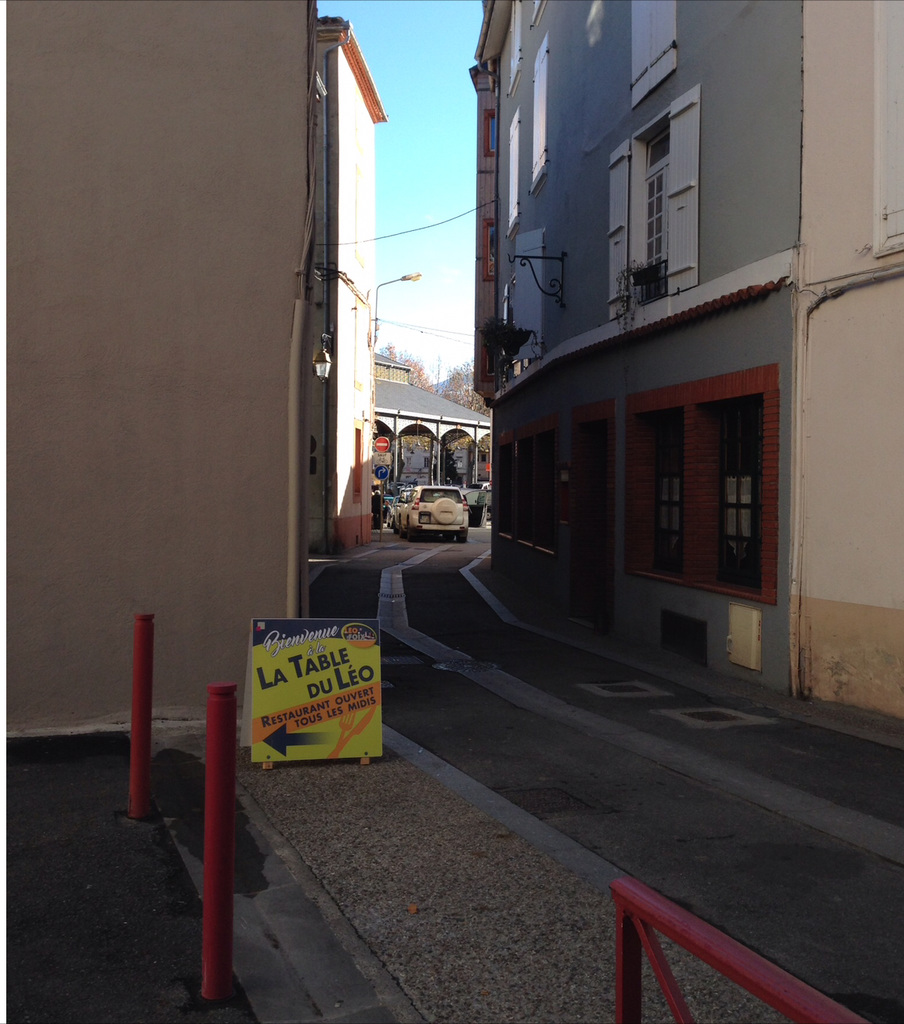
[652,707,776,730]
[661,610,708,665]
[577,680,672,699]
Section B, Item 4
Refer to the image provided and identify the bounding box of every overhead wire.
[337,200,494,246]
[379,318,474,346]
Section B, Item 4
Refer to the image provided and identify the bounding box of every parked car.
[392,485,417,533]
[399,485,469,542]
[462,487,490,527]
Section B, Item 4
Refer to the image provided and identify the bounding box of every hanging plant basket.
[481,317,534,357]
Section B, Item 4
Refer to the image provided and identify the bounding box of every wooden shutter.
[532,35,549,185]
[509,108,521,231]
[514,228,544,352]
[509,0,523,94]
[877,0,904,252]
[667,85,700,293]
[608,141,630,309]
[632,0,677,107]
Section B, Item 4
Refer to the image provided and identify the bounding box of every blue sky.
[317,0,486,384]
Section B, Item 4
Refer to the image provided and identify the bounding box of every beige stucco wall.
[797,1,904,716]
[310,27,380,552]
[7,1,312,731]
[334,51,377,545]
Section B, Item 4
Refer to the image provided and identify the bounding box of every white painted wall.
[796,0,904,715]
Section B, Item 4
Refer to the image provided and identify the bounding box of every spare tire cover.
[433,497,458,524]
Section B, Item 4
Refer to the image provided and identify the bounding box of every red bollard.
[201,682,237,1001]
[128,613,155,820]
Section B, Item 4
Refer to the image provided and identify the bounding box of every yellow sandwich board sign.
[249,618,382,763]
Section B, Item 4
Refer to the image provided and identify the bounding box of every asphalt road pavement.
[313,530,904,1023]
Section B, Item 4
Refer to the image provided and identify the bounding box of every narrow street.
[311,530,904,1024]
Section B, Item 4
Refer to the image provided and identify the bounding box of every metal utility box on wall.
[728,603,762,671]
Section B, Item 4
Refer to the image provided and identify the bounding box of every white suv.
[399,485,469,543]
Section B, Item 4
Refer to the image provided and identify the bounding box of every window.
[354,427,363,500]
[608,84,700,317]
[497,440,513,534]
[510,423,557,550]
[484,109,496,155]
[532,34,549,189]
[631,0,677,107]
[625,365,779,604]
[718,398,763,586]
[654,410,683,571]
[645,129,669,265]
[483,221,496,280]
[508,108,521,234]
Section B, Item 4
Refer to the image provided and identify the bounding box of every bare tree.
[437,362,488,413]
[378,344,436,392]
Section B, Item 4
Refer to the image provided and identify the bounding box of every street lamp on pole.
[373,272,422,349]
[372,273,422,492]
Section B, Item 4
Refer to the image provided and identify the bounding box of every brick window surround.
[625,365,779,604]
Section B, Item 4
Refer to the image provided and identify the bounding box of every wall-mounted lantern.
[313,334,332,381]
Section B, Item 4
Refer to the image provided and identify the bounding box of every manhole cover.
[685,710,738,722]
[653,707,776,730]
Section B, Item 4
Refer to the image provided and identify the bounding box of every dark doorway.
[570,418,613,631]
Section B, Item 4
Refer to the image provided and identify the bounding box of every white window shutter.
[514,228,545,351]
[632,0,676,107]
[532,36,549,184]
[877,0,904,252]
[509,108,521,232]
[667,85,700,293]
[631,1,653,103]
[608,141,630,309]
[648,0,677,93]
[509,1,523,94]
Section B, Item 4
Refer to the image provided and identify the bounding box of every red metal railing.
[611,876,867,1024]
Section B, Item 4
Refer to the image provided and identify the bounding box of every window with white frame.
[532,34,549,189]
[631,0,677,107]
[645,127,669,277]
[608,84,700,317]
[509,0,523,95]
[876,0,904,254]
[509,107,521,234]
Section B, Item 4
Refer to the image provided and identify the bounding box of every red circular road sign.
[374,436,390,453]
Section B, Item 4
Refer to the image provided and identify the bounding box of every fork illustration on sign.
[328,707,376,759]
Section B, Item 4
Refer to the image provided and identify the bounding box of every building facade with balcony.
[476,0,903,718]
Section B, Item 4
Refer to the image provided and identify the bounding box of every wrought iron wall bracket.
[508,251,567,307]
